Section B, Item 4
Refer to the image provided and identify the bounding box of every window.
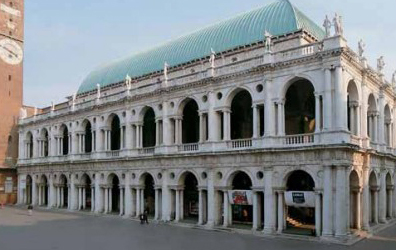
[8,75,11,81]
[5,178,13,194]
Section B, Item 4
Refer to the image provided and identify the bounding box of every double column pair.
[55,184,65,208]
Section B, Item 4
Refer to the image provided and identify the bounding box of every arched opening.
[285,170,315,235]
[143,108,156,148]
[182,100,200,144]
[59,175,68,208]
[26,132,33,158]
[84,120,93,153]
[26,175,32,205]
[61,125,69,155]
[367,94,378,142]
[386,173,393,218]
[369,172,379,224]
[81,174,92,210]
[285,79,315,135]
[347,81,359,135]
[110,115,121,151]
[40,175,49,206]
[142,174,155,217]
[110,175,120,213]
[182,172,199,222]
[384,105,392,147]
[349,171,361,230]
[231,90,253,139]
[229,171,253,227]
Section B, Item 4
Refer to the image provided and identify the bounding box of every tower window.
[8,75,12,81]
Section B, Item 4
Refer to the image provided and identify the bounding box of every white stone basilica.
[16,0,396,241]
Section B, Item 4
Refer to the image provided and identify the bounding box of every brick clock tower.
[0,0,24,204]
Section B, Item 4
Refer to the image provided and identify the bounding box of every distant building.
[16,0,395,242]
[0,0,24,204]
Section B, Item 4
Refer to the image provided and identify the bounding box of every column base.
[263,227,275,235]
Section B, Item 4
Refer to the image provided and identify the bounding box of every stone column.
[277,191,284,233]
[208,91,220,142]
[136,188,141,217]
[315,93,321,133]
[198,189,204,225]
[252,105,258,138]
[264,79,275,136]
[263,169,274,234]
[378,93,385,146]
[223,190,229,227]
[387,186,393,218]
[355,189,362,230]
[322,165,333,236]
[83,187,86,210]
[161,171,171,222]
[124,177,131,217]
[199,113,205,143]
[323,68,332,131]
[175,189,180,222]
[104,187,109,214]
[334,66,347,131]
[206,171,215,227]
[154,188,159,220]
[91,186,95,212]
[373,188,379,223]
[223,110,231,141]
[180,189,184,220]
[315,191,322,236]
[155,119,160,147]
[335,166,347,237]
[109,187,113,213]
[379,172,387,223]
[362,167,370,230]
[119,187,124,216]
[252,191,258,230]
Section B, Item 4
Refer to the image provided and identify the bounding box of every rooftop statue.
[377,56,385,75]
[392,71,396,88]
[333,13,343,36]
[323,15,332,38]
[125,74,132,90]
[358,39,365,58]
[164,62,169,81]
[209,48,216,68]
[264,30,272,52]
[96,84,101,99]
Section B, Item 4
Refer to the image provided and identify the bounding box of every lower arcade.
[17,147,396,240]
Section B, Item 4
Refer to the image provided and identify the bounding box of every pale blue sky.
[24,0,396,107]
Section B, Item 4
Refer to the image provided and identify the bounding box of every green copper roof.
[77,0,325,94]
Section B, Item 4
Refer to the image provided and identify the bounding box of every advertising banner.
[228,190,253,205]
[284,191,315,208]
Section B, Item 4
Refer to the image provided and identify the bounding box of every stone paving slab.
[1,206,396,250]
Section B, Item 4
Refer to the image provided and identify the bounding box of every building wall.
[0,0,24,204]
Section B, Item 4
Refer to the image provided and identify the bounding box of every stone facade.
[0,0,24,204]
[16,10,396,242]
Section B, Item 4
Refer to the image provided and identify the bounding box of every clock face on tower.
[0,38,23,65]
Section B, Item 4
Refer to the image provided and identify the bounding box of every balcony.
[17,131,396,166]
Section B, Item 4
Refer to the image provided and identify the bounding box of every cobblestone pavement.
[0,206,395,250]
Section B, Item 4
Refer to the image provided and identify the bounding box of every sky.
[24,0,396,107]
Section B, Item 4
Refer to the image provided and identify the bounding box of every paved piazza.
[0,207,395,250]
